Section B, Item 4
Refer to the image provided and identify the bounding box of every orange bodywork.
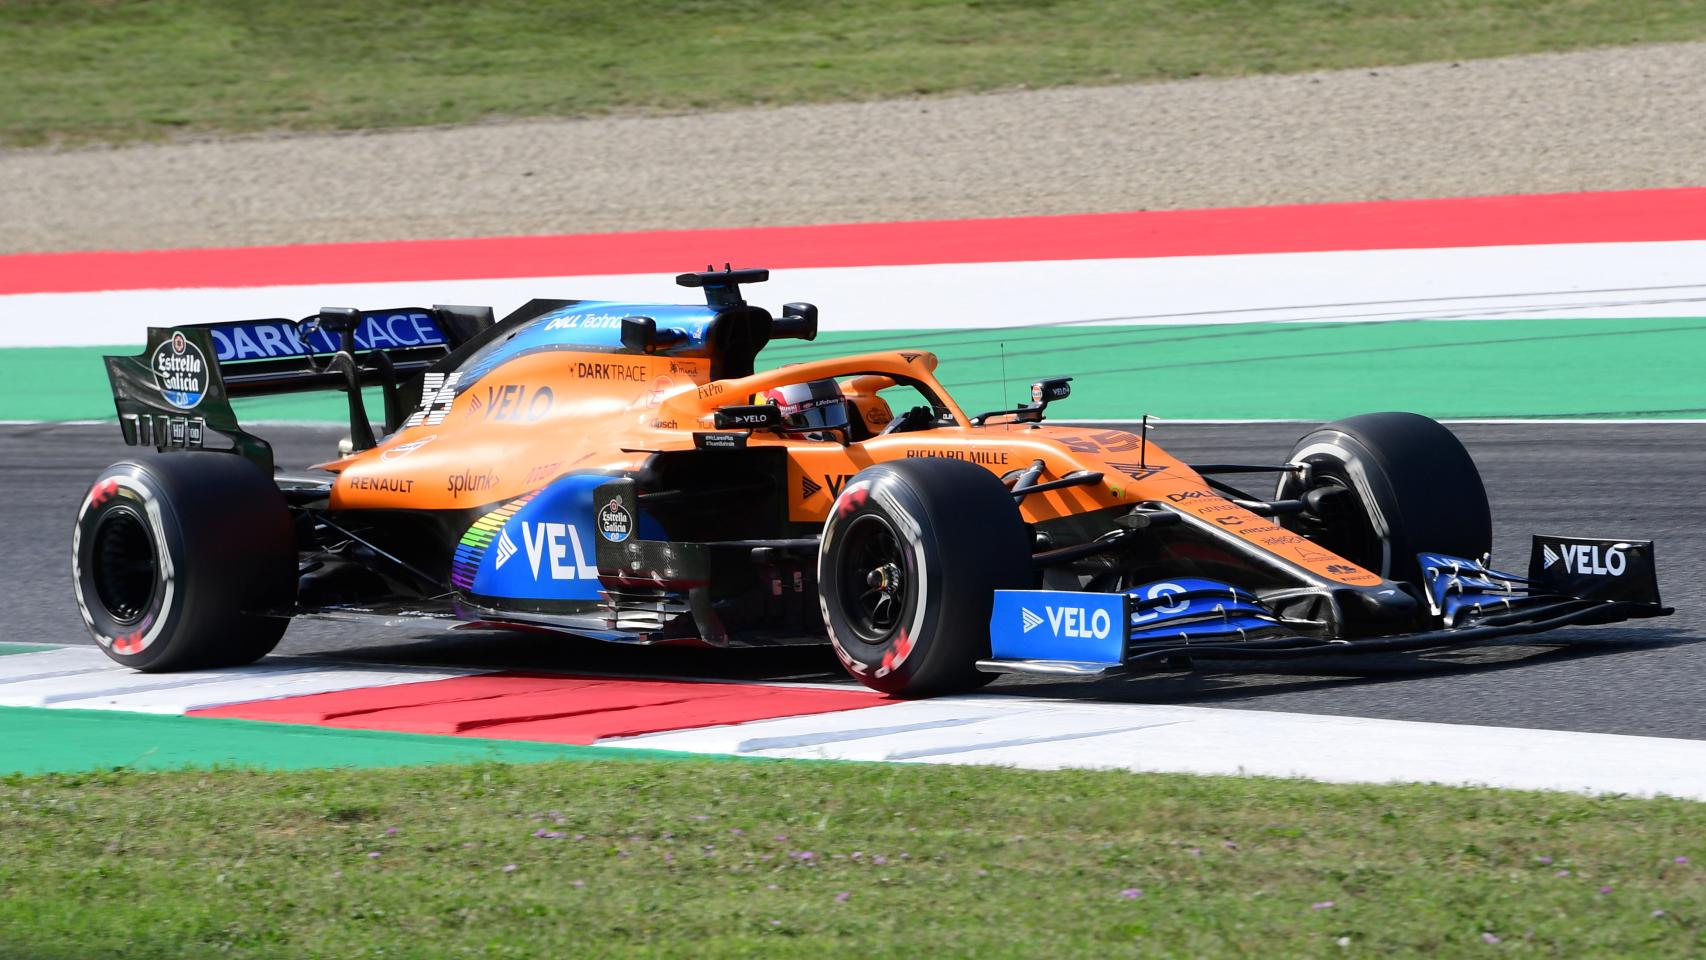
[322,347,1381,588]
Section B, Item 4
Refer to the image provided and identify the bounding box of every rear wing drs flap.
[104,306,493,473]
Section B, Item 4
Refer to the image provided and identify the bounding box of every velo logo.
[1019,603,1112,639]
[1544,542,1627,576]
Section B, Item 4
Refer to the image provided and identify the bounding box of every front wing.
[979,537,1672,677]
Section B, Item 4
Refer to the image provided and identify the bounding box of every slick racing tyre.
[72,453,295,671]
[1276,412,1491,586]
[818,458,1032,697]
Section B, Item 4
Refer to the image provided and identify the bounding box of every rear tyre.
[72,453,295,671]
[1276,412,1491,586]
[818,458,1033,697]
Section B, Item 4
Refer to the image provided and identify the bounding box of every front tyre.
[1277,412,1491,586]
[818,458,1032,697]
[72,453,295,671]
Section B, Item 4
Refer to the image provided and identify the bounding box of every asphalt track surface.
[6,421,1701,741]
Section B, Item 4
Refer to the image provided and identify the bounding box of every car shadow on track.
[285,624,1701,714]
[295,630,852,685]
[996,627,1702,706]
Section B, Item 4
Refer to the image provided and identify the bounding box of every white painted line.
[603,696,1706,800]
[5,241,1705,347]
[11,646,1706,800]
[0,646,132,685]
[59,665,482,714]
[0,646,478,714]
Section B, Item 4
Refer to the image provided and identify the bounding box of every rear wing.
[104,305,493,473]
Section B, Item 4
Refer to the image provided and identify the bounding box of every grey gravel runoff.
[3,43,1705,253]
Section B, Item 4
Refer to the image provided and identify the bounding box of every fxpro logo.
[1543,542,1627,576]
[1018,603,1112,639]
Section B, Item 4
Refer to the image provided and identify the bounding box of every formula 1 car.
[74,268,1671,695]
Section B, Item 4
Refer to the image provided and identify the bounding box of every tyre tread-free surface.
[819,458,1033,696]
[73,452,295,671]
[1281,411,1493,585]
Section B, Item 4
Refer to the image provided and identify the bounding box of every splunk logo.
[1018,603,1113,639]
[1542,542,1628,576]
[446,469,499,500]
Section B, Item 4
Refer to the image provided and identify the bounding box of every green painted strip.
[0,706,722,775]
[9,317,1706,423]
[773,316,1706,422]
[6,345,384,422]
[0,643,56,656]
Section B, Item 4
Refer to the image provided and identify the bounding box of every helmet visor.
[766,379,849,433]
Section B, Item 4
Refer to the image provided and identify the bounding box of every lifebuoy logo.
[1021,603,1113,639]
[152,332,208,409]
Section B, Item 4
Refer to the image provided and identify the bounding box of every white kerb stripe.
[601,695,1706,800]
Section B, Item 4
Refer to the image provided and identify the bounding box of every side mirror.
[967,375,1072,426]
[1031,377,1072,404]
[620,315,685,354]
[620,316,657,354]
[713,404,784,430]
[773,302,818,342]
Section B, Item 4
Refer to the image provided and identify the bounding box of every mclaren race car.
[74,268,1671,696]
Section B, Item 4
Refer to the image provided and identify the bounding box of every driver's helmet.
[757,378,849,435]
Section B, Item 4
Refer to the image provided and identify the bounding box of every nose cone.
[1337,582,1421,625]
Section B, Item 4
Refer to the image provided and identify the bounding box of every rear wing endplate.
[104,306,492,473]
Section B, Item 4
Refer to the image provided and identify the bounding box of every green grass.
[4,0,1705,146]
[2,760,1703,957]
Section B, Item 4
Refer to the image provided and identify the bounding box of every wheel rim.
[91,505,158,626]
[1296,465,1385,575]
[838,514,908,644]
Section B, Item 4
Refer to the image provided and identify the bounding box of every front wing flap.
[981,537,1672,677]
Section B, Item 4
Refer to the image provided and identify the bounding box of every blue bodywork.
[990,590,1125,664]
[1417,552,1529,624]
[983,544,1665,674]
[451,474,663,603]
[989,578,1285,669]
[209,311,448,363]
[459,301,719,384]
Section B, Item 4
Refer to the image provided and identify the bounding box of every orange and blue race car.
[74,268,1671,696]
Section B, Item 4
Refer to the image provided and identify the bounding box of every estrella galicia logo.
[598,498,633,543]
[152,332,209,409]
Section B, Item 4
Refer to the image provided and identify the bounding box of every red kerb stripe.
[6,188,1706,295]
[191,672,888,745]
